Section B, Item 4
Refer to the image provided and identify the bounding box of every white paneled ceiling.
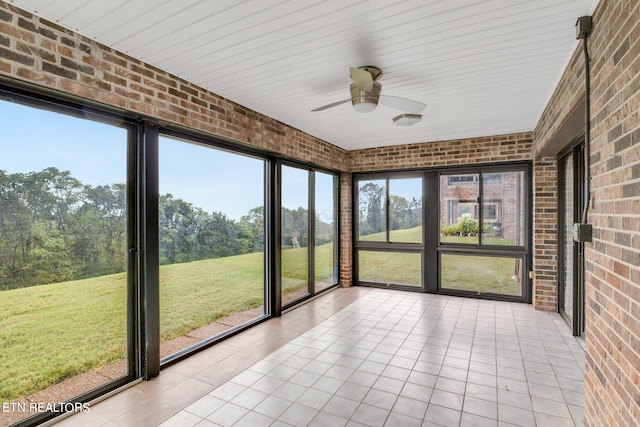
[10,0,599,150]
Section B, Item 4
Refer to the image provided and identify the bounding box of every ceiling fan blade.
[379,95,427,113]
[350,67,373,92]
[311,99,351,112]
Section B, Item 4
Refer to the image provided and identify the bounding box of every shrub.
[442,224,459,235]
[457,217,479,235]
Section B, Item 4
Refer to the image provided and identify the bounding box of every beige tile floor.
[53,287,585,427]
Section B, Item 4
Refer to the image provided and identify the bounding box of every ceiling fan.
[311,66,427,119]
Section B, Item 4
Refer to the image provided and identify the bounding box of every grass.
[440,235,516,245]
[0,273,128,401]
[359,226,422,243]
[281,246,308,293]
[441,254,522,295]
[280,241,336,286]
[159,252,265,340]
[1,228,517,402]
[0,243,337,401]
[358,251,422,286]
[358,227,520,294]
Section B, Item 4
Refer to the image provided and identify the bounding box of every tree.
[196,211,245,258]
[159,194,201,264]
[69,184,127,277]
[282,207,308,248]
[0,170,32,288]
[27,221,75,284]
[0,166,271,289]
[390,195,410,230]
[359,182,385,235]
[239,206,264,253]
[408,197,422,228]
[0,168,83,289]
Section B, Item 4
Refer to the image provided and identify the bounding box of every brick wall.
[532,158,559,311]
[349,134,556,309]
[0,1,353,287]
[534,0,640,425]
[339,172,353,285]
[0,2,348,172]
[5,2,640,425]
[349,133,533,172]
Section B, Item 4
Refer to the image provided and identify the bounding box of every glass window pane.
[358,179,387,241]
[358,251,422,286]
[315,172,337,293]
[389,178,422,243]
[281,165,310,305]
[159,136,265,358]
[0,99,128,419]
[440,254,523,296]
[440,174,479,244]
[482,171,526,246]
[562,156,574,322]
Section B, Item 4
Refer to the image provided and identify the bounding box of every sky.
[1,99,328,221]
[1,100,127,186]
[358,177,423,204]
[159,136,265,219]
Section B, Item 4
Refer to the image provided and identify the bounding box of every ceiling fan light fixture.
[352,101,377,113]
[350,81,381,113]
[393,113,422,126]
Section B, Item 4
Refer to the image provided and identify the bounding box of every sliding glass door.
[158,135,266,360]
[280,164,339,307]
[314,171,338,293]
[0,98,134,425]
[559,144,585,336]
[281,165,311,305]
[0,84,340,425]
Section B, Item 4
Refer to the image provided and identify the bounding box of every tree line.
[0,167,126,290]
[1,168,331,290]
[358,182,422,235]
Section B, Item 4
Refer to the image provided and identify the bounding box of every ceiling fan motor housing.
[350,81,381,112]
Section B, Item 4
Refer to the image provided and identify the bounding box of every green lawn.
[159,252,265,341]
[440,254,522,295]
[281,242,336,303]
[440,235,516,245]
[358,251,422,286]
[0,243,337,402]
[358,227,521,294]
[0,228,517,402]
[359,226,422,243]
[0,273,128,401]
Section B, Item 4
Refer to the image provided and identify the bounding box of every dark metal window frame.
[437,163,532,303]
[0,79,340,426]
[352,162,532,303]
[437,249,530,302]
[353,171,426,291]
[558,138,586,336]
[0,82,141,427]
[278,160,340,312]
[438,164,529,250]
